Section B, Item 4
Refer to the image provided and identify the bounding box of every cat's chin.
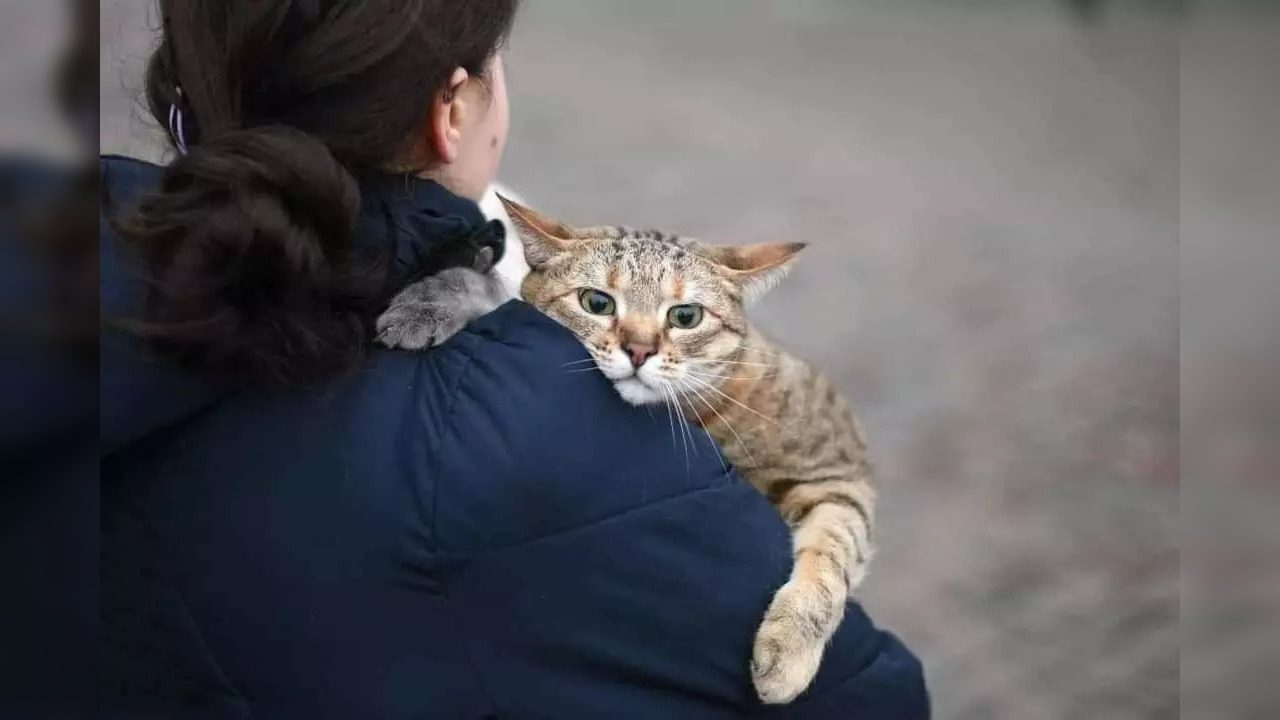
[613,377,664,406]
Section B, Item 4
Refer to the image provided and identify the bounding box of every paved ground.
[1181,7,1280,720]
[97,1,1210,717]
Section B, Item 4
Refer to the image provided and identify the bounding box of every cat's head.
[501,195,804,406]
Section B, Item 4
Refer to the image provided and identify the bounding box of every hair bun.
[126,125,377,385]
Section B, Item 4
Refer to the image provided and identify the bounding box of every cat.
[377,196,877,705]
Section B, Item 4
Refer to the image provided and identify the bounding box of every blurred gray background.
[96,1,1275,718]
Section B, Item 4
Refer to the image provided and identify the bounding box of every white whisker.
[659,381,679,453]
[672,384,697,460]
[666,382,695,461]
[709,359,777,367]
[680,382,738,473]
[683,368,777,383]
[681,370,742,381]
[660,381,692,473]
[670,385,702,462]
[683,374,777,426]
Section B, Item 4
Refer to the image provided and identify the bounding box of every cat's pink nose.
[624,342,657,368]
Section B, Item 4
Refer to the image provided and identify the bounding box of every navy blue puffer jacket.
[98,156,928,719]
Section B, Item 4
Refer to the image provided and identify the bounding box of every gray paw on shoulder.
[375,299,470,350]
[375,267,504,350]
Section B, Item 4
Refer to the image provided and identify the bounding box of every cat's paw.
[750,581,839,704]
[376,267,502,350]
[376,298,469,350]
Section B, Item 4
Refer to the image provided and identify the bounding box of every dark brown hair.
[122,0,517,385]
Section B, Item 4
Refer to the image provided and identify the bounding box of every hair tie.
[167,87,189,155]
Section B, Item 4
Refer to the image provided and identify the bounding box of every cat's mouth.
[594,351,669,406]
[612,376,666,406]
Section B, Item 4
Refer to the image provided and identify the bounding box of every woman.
[100,1,928,717]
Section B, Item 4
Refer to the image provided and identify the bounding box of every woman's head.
[147,0,515,198]
[123,0,518,385]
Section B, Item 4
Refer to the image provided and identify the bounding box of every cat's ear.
[702,242,807,304]
[496,194,581,267]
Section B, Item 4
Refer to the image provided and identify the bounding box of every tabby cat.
[377,197,878,705]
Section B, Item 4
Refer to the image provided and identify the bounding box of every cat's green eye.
[578,289,616,316]
[667,304,704,329]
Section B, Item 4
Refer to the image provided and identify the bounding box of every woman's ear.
[701,242,807,304]
[427,67,471,164]
[496,195,582,266]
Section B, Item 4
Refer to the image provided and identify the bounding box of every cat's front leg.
[376,255,508,350]
[751,486,875,704]
[751,545,849,704]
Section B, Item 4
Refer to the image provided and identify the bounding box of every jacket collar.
[356,173,506,283]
